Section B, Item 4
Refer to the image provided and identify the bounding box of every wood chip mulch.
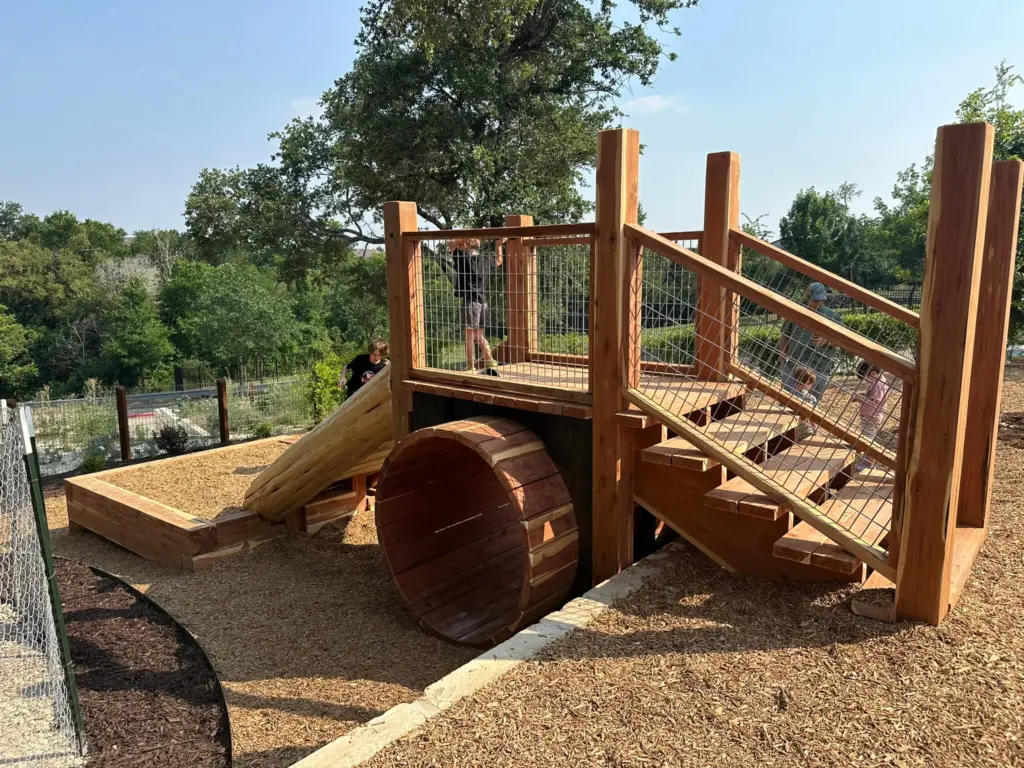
[104,442,289,521]
[57,559,229,767]
[363,372,1024,768]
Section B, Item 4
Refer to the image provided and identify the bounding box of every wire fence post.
[17,406,87,755]
[115,385,131,461]
[216,378,230,444]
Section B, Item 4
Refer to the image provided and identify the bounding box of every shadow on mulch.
[57,559,231,767]
[998,412,1024,448]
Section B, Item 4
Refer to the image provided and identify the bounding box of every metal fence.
[24,377,315,478]
[1,407,84,766]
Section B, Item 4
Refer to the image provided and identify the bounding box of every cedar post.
[592,128,640,583]
[216,378,230,443]
[957,160,1024,529]
[115,385,131,461]
[695,152,741,379]
[384,201,423,440]
[895,123,994,624]
[503,214,536,364]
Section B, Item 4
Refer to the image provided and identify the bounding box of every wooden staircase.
[630,382,890,583]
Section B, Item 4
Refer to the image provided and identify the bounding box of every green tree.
[863,163,931,285]
[0,240,91,328]
[0,201,40,242]
[176,263,299,370]
[0,305,38,397]
[185,0,698,265]
[99,279,174,387]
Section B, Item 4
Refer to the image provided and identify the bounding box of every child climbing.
[452,237,505,375]
[852,360,891,471]
[341,338,390,397]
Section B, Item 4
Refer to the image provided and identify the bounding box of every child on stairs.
[853,360,891,472]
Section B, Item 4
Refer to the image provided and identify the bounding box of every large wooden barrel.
[375,417,578,647]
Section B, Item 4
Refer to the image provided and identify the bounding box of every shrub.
[841,312,917,356]
[154,424,190,455]
[253,421,274,439]
[306,353,344,423]
[79,453,107,474]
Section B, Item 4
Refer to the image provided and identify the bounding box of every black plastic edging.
[56,557,234,766]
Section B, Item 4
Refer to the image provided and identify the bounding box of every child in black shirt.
[341,339,390,397]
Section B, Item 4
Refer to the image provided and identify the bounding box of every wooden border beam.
[384,201,422,440]
[404,223,594,240]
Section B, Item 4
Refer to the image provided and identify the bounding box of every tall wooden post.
[695,152,741,380]
[216,378,230,444]
[503,214,536,364]
[384,201,422,440]
[895,123,994,625]
[592,128,640,583]
[958,160,1024,529]
[115,385,131,461]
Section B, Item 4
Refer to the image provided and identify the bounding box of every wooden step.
[641,405,799,472]
[773,466,893,574]
[637,378,746,426]
[705,438,857,520]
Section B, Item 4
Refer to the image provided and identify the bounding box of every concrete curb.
[292,541,681,768]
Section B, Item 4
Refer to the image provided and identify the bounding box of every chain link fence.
[1,407,84,766]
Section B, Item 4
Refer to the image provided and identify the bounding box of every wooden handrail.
[522,236,593,247]
[404,223,595,241]
[730,229,920,329]
[624,224,917,383]
[659,230,703,242]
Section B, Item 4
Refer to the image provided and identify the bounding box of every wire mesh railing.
[627,227,914,574]
[1,408,84,766]
[413,227,593,393]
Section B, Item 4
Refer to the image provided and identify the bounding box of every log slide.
[243,365,393,521]
[375,417,578,647]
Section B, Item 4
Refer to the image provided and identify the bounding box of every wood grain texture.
[695,152,741,380]
[375,418,577,648]
[384,201,421,439]
[958,160,1024,528]
[896,123,993,625]
[591,128,640,583]
[504,214,537,364]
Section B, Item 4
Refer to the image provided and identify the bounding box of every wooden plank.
[411,365,591,402]
[615,409,660,429]
[115,385,131,461]
[728,361,897,470]
[626,224,918,383]
[522,236,592,247]
[706,438,855,517]
[626,387,894,579]
[384,200,420,439]
[730,229,920,328]
[528,352,589,367]
[658,230,703,243]
[959,160,1024,528]
[850,570,896,622]
[774,522,862,576]
[637,377,746,420]
[404,223,594,241]
[591,127,640,583]
[948,525,987,612]
[504,214,536,364]
[695,152,741,380]
[896,123,993,625]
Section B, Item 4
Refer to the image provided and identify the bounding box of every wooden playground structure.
[67,122,1022,645]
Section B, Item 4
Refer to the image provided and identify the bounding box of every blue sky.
[1,0,1022,237]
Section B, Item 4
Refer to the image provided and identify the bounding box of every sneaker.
[481,361,500,377]
[855,459,872,472]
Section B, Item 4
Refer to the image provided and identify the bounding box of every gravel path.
[364,373,1024,768]
[46,484,477,768]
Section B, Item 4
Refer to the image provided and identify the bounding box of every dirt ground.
[104,441,290,521]
[364,371,1024,768]
[47,487,477,768]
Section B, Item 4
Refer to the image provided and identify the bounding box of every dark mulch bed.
[57,560,230,767]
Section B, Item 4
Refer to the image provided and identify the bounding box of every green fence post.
[19,406,86,754]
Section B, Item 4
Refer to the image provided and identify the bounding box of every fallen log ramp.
[376,417,578,647]
[244,366,393,521]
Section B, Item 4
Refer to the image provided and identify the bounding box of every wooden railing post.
[384,202,422,440]
[216,378,230,444]
[592,127,640,583]
[958,160,1024,530]
[895,123,994,624]
[503,214,536,363]
[115,385,131,461]
[695,152,741,379]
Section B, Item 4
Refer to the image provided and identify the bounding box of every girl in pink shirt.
[854,361,891,471]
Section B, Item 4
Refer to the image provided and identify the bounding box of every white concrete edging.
[292,542,681,768]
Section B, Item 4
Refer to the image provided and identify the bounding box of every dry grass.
[365,375,1024,768]
[46,486,477,768]
[103,441,290,520]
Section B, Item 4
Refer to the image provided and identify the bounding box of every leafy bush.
[253,421,274,439]
[306,354,344,423]
[841,312,918,356]
[154,424,189,455]
[79,453,107,474]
